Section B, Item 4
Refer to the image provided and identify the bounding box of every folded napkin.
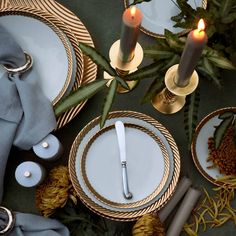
[0,25,69,235]
[0,211,69,236]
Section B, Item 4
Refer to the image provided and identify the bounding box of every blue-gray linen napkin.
[0,25,69,235]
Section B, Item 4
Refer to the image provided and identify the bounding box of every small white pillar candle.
[15,161,46,187]
[119,6,142,62]
[176,19,208,87]
[32,134,63,161]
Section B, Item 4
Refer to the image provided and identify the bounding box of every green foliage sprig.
[55,1,236,142]
[171,0,236,60]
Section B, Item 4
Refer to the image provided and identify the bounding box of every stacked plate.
[0,0,97,129]
[69,111,181,221]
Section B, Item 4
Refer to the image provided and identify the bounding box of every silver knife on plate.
[115,121,132,199]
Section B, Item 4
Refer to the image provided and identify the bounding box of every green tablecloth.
[3,0,236,235]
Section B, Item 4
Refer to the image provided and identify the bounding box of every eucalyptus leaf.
[141,76,165,104]
[219,111,234,119]
[115,76,130,90]
[184,90,200,147]
[221,0,232,17]
[208,56,236,70]
[164,29,184,51]
[54,79,108,117]
[129,0,152,6]
[197,66,222,89]
[79,42,117,76]
[214,116,234,149]
[100,79,118,128]
[144,49,174,60]
[125,63,163,81]
[222,12,236,24]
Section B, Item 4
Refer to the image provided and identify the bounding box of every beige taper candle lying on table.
[166,187,201,236]
[158,176,192,222]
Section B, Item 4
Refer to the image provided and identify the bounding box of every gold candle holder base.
[104,39,143,93]
[152,64,199,114]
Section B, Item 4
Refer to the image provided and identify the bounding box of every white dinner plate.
[0,10,74,105]
[125,0,207,37]
[81,123,170,209]
[69,111,180,220]
[191,107,236,186]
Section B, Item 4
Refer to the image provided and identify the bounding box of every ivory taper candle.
[119,6,142,63]
[158,176,192,222]
[176,19,207,87]
[166,187,201,236]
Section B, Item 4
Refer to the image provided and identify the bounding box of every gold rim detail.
[69,111,180,221]
[81,123,170,209]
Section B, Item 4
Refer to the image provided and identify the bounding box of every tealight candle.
[32,134,63,161]
[176,19,208,87]
[15,161,46,187]
[119,6,142,62]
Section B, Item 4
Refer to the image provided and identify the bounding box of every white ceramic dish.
[125,0,206,37]
[191,107,236,186]
[69,111,180,220]
[0,12,74,105]
[81,123,170,209]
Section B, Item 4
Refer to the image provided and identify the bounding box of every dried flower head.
[132,213,165,236]
[36,165,77,217]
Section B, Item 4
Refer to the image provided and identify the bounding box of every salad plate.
[191,107,236,186]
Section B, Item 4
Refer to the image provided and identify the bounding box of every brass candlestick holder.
[104,39,143,93]
[152,64,199,114]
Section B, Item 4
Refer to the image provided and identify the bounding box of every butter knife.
[115,121,132,199]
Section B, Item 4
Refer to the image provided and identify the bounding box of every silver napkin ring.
[0,206,14,235]
[3,52,33,75]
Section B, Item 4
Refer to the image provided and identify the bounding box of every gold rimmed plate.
[0,7,79,106]
[81,123,170,209]
[124,0,207,38]
[69,111,180,221]
[3,0,97,129]
[191,107,236,186]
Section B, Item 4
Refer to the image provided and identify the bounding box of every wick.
[42,142,49,148]
[24,171,31,178]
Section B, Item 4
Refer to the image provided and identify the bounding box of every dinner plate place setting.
[69,111,181,221]
[0,1,97,129]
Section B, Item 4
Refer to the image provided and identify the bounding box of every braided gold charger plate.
[69,111,180,221]
[2,0,97,129]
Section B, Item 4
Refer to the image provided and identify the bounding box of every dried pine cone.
[36,165,77,217]
[132,213,165,236]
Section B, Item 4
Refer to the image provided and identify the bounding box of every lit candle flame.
[130,6,136,17]
[197,19,205,32]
